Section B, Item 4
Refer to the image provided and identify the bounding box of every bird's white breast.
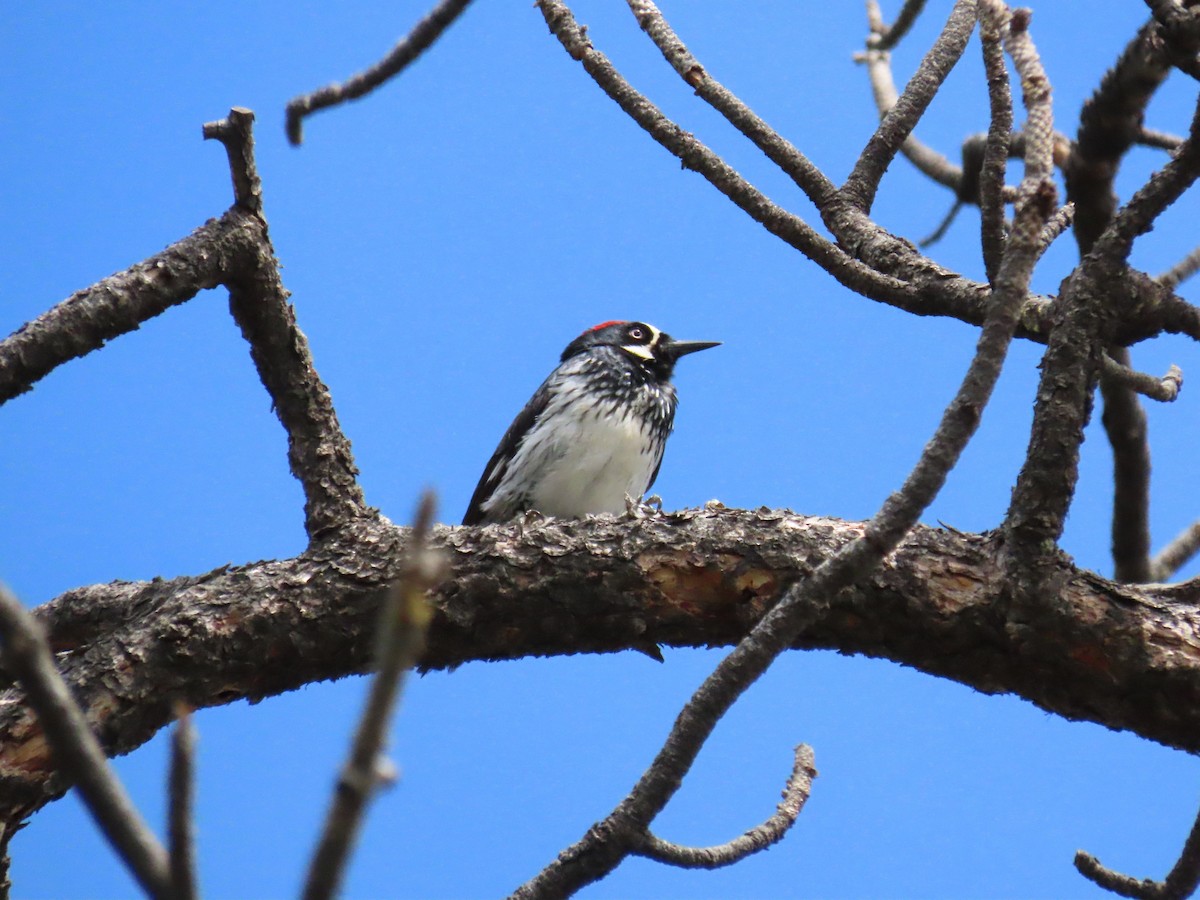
[502,386,662,518]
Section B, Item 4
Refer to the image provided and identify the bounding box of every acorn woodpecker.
[462,321,719,525]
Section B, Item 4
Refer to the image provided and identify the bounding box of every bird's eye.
[629,326,645,341]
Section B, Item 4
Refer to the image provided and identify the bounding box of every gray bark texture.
[1,507,1196,829]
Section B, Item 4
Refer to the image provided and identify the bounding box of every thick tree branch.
[1065,18,1177,585]
[3,512,1200,844]
[0,214,247,405]
[1,109,369,538]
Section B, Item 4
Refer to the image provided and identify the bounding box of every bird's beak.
[663,338,721,359]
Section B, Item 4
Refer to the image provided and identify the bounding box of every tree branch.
[511,5,1055,890]
[0,584,171,899]
[302,494,440,900]
[842,0,978,212]
[285,0,477,145]
[632,744,816,869]
[868,0,929,52]
[1152,520,1200,582]
[3,513,1200,838]
[1076,793,1200,900]
[625,0,836,208]
[167,707,198,900]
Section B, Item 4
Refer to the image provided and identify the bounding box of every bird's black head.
[561,321,720,381]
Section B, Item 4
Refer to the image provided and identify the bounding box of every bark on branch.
[2,508,1199,836]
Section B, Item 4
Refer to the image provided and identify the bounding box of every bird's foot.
[625,493,663,518]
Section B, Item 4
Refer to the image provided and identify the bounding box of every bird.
[462,320,719,525]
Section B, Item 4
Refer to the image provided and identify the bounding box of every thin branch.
[1076,792,1200,900]
[919,199,964,246]
[868,0,929,52]
[0,213,246,405]
[1152,520,1200,582]
[167,706,198,900]
[979,17,1014,281]
[1160,245,1200,289]
[1067,19,1174,254]
[626,0,837,207]
[0,584,171,899]
[854,42,963,195]
[201,107,262,213]
[285,0,476,145]
[1037,202,1075,252]
[1140,126,1186,151]
[632,745,816,869]
[529,0,950,321]
[302,492,442,900]
[1101,347,1155,583]
[1098,346,1183,583]
[1101,354,1183,402]
[842,0,978,212]
[1094,97,1200,262]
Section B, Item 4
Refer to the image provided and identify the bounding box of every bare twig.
[302,492,442,900]
[632,745,816,869]
[1152,520,1200,582]
[285,0,476,145]
[1037,202,1075,254]
[1076,792,1200,899]
[0,584,171,898]
[1098,350,1181,583]
[167,707,198,900]
[626,0,836,207]
[843,0,978,212]
[920,199,965,246]
[1159,245,1200,290]
[868,0,929,52]
[1140,126,1186,151]
[854,41,963,195]
[201,107,262,213]
[1094,98,1200,262]
[1101,354,1183,402]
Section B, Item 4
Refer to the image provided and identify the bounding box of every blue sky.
[4,1,1200,897]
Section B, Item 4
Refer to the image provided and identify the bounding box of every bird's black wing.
[645,443,666,495]
[461,378,554,525]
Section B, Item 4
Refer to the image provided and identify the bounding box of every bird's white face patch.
[621,323,661,360]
